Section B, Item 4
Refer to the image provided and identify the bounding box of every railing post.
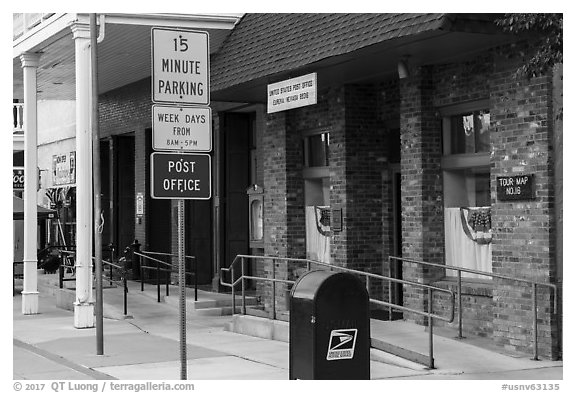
[241,257,247,315]
[123,275,128,316]
[532,283,539,361]
[131,239,141,280]
[59,263,64,289]
[140,260,144,292]
[366,276,370,299]
[428,288,435,369]
[166,268,170,297]
[457,270,463,339]
[231,265,236,315]
[272,258,276,320]
[156,259,161,303]
[194,257,198,302]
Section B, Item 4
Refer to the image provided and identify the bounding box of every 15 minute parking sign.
[152,28,210,105]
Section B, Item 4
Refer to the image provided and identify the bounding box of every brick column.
[399,66,444,323]
[329,85,387,297]
[262,111,305,313]
[490,64,559,359]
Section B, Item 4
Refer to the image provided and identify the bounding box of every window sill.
[433,278,494,297]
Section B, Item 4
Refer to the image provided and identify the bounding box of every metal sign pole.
[178,199,187,380]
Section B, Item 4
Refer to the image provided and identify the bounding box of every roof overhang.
[13,13,243,101]
[211,29,521,105]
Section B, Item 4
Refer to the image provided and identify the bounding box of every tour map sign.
[153,105,212,152]
[151,152,211,200]
[152,28,210,105]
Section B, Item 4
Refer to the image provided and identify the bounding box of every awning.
[13,196,56,220]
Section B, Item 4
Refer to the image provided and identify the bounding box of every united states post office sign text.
[497,174,535,201]
[267,73,317,114]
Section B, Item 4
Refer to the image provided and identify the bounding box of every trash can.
[289,270,370,380]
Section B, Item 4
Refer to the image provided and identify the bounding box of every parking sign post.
[152,27,211,380]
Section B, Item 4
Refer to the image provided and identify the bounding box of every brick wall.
[398,48,560,358]
[489,49,559,358]
[99,78,153,266]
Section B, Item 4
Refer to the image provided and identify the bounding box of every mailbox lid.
[290,269,337,302]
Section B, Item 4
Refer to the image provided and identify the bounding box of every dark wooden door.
[223,113,251,268]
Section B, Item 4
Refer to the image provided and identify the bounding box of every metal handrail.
[134,251,198,302]
[221,254,456,369]
[389,256,559,361]
[99,258,129,316]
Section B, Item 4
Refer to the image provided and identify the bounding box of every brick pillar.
[262,111,305,313]
[329,85,387,299]
[399,66,444,323]
[490,64,559,359]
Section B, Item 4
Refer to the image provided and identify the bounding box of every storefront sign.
[13,167,24,190]
[152,105,212,152]
[497,174,535,201]
[52,152,76,187]
[151,152,211,200]
[152,28,210,105]
[267,73,317,114]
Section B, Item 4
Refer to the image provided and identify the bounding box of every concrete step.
[371,337,429,367]
[223,314,427,370]
[163,292,259,311]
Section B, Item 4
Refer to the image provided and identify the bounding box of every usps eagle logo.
[326,329,358,360]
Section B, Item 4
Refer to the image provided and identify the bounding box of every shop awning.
[13,196,56,220]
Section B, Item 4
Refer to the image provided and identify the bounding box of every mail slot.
[289,270,370,380]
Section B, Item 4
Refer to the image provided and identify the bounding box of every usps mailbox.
[289,270,370,380]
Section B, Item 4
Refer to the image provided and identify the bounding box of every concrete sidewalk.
[13,273,563,380]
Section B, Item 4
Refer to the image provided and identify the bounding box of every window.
[303,132,330,167]
[441,103,492,279]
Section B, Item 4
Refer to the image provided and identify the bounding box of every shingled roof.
[210,13,449,92]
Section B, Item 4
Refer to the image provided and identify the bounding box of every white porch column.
[72,23,94,328]
[20,52,41,315]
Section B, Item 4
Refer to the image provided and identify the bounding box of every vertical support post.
[272,258,276,320]
[194,257,198,301]
[20,51,41,315]
[71,22,95,328]
[457,270,463,339]
[166,268,170,297]
[59,264,64,289]
[91,13,104,356]
[231,265,236,315]
[123,276,128,316]
[157,258,161,303]
[366,276,370,299]
[532,283,539,361]
[241,257,246,315]
[178,199,187,380]
[428,288,435,369]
